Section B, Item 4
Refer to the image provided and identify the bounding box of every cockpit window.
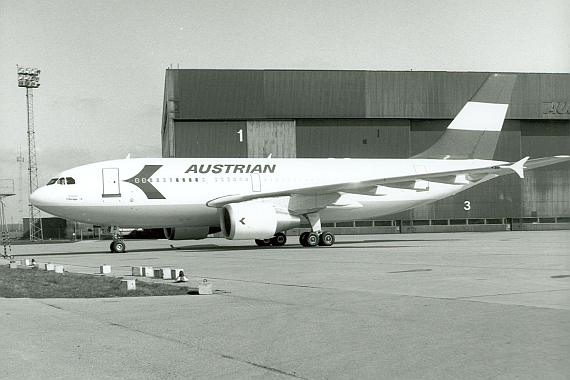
[47,177,76,185]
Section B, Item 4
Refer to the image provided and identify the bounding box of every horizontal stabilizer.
[523,155,570,170]
[499,156,529,178]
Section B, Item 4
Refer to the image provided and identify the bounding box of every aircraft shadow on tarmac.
[11,238,462,256]
[169,238,461,252]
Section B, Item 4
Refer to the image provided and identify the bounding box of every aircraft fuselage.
[31,157,503,228]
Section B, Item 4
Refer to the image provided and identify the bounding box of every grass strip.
[0,265,192,298]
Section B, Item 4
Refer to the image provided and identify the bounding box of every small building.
[23,217,69,240]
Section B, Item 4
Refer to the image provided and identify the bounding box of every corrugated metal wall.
[365,71,490,119]
[520,120,570,217]
[174,121,247,158]
[264,71,366,118]
[296,119,410,158]
[164,69,570,121]
[176,70,265,119]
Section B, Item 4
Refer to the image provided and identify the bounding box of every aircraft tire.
[306,232,319,247]
[299,232,309,246]
[271,232,287,246]
[111,240,126,253]
[318,231,335,246]
[255,238,271,247]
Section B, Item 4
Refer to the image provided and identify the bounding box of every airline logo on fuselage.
[185,164,276,174]
[124,165,166,199]
[123,163,277,199]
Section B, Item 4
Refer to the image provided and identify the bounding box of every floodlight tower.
[17,149,24,228]
[17,66,43,241]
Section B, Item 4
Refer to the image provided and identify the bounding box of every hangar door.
[174,121,248,158]
[102,168,121,198]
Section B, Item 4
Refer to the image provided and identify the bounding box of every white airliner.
[30,74,569,252]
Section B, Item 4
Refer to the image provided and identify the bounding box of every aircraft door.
[251,174,261,192]
[102,168,121,198]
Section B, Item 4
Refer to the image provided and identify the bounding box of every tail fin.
[414,74,517,159]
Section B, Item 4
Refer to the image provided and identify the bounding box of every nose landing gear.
[109,226,126,253]
[110,240,126,253]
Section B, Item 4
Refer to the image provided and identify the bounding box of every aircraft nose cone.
[30,187,49,208]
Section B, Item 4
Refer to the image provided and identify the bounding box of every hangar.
[161,70,569,233]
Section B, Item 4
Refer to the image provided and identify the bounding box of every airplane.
[30,74,569,252]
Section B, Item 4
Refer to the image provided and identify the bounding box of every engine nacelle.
[163,226,210,240]
[220,202,301,240]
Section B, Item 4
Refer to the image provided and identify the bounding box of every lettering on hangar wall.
[542,102,570,115]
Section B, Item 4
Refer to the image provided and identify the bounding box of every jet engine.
[220,202,301,240]
[163,226,211,240]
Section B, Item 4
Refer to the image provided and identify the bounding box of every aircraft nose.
[30,187,50,208]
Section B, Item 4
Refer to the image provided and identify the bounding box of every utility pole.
[17,66,43,241]
[1,180,15,259]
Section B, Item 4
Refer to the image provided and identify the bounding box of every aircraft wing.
[206,155,570,208]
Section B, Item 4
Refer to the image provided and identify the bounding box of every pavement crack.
[453,288,570,299]
[199,276,323,289]
[42,302,64,311]
[221,354,310,379]
[388,268,432,273]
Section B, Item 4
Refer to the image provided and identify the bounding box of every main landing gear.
[299,212,335,247]
[109,226,126,253]
[253,213,336,248]
[254,230,335,247]
[255,232,287,247]
[299,230,335,247]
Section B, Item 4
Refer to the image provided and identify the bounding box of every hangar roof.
[163,70,570,121]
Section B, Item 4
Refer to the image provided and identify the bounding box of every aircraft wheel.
[110,240,126,253]
[318,231,335,246]
[306,232,319,247]
[271,232,287,246]
[299,232,309,246]
[255,238,271,247]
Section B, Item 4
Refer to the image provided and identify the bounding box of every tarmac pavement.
[1,231,569,379]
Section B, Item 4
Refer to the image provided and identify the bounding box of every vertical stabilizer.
[414,74,517,159]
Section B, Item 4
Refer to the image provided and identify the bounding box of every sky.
[1,0,569,223]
